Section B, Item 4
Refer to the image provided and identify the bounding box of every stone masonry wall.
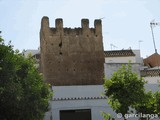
[40,16,104,86]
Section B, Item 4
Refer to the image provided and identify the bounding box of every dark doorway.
[60,109,91,120]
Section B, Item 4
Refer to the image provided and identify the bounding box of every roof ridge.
[104,50,135,57]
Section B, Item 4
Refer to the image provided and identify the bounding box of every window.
[60,109,91,120]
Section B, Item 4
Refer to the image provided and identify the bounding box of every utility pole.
[150,20,160,53]
[150,20,160,69]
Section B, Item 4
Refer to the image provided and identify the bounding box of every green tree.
[0,36,52,120]
[101,112,115,120]
[103,63,146,120]
[135,91,160,119]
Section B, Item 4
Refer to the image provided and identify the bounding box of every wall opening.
[60,109,91,120]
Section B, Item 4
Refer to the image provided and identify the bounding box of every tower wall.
[40,16,104,86]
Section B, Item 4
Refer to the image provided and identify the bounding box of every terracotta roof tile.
[143,53,160,67]
[104,50,135,57]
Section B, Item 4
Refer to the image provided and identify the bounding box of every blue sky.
[0,0,160,58]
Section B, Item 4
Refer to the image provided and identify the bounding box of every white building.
[104,49,159,91]
[24,49,160,120]
[104,49,142,79]
[104,50,136,63]
[141,52,160,84]
[141,69,160,84]
[22,49,40,69]
[44,85,116,120]
[22,49,40,58]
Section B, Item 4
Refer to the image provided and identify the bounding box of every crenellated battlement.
[40,16,104,86]
[49,27,98,36]
[41,17,102,36]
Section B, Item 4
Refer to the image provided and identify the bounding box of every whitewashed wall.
[105,56,136,63]
[104,63,141,79]
[44,85,119,120]
[144,76,160,84]
[44,84,159,120]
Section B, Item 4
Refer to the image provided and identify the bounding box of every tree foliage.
[0,36,52,120]
[103,63,160,120]
[135,91,160,119]
[104,63,146,119]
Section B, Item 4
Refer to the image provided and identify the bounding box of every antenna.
[138,40,143,50]
[150,20,160,53]
[110,44,118,50]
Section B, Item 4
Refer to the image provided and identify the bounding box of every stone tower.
[40,17,104,86]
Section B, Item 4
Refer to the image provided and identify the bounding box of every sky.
[0,0,160,58]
